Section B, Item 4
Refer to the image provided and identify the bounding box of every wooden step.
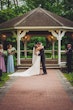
[16,58,59,70]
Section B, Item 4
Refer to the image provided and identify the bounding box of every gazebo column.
[24,42,27,58]
[17,33,20,65]
[50,30,66,66]
[52,42,55,59]
[21,35,31,58]
[17,30,28,65]
[12,31,20,65]
[58,33,61,65]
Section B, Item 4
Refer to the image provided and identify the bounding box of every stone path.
[0,69,73,110]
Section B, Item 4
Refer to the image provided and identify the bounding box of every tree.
[24,0,64,15]
[0,0,6,10]
[13,0,18,7]
[62,0,73,20]
[0,0,20,10]
[0,0,3,10]
[24,0,62,9]
[24,0,52,9]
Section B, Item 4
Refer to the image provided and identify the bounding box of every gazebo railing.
[20,50,66,61]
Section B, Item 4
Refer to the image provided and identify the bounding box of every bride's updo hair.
[37,42,42,45]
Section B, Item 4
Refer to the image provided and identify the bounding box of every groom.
[37,42,47,75]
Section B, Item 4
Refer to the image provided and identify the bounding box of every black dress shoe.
[45,72,47,74]
[43,73,47,75]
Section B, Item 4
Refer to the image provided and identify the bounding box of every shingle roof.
[0,7,73,31]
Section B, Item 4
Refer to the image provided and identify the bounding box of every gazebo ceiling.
[0,7,73,31]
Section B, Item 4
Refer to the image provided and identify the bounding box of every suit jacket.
[66,48,72,63]
[39,48,45,61]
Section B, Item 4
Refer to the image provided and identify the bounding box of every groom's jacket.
[39,48,45,60]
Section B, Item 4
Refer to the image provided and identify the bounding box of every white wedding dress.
[9,48,40,77]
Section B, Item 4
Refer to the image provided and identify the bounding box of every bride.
[9,44,41,77]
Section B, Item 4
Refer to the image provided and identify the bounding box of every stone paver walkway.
[0,69,73,110]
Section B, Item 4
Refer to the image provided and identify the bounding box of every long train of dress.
[9,54,40,77]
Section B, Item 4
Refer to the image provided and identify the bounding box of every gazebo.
[0,7,73,67]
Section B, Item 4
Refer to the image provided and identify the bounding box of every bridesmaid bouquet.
[0,49,4,55]
[0,49,3,53]
[11,47,16,52]
[3,51,7,56]
[11,47,16,54]
[0,49,7,56]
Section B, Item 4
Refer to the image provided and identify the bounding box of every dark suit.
[39,48,47,74]
[66,48,72,73]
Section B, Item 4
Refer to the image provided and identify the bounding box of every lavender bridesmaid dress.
[0,49,6,72]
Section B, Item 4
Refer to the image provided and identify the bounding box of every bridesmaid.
[7,44,15,73]
[0,44,6,72]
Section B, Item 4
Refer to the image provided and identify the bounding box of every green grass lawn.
[0,73,9,87]
[64,72,73,86]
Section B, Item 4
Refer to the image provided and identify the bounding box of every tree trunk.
[13,0,18,7]
[7,0,10,8]
[0,0,3,10]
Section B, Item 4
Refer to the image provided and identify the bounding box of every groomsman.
[65,44,73,73]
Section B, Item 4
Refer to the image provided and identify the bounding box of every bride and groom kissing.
[9,42,47,77]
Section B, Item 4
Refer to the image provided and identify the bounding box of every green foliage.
[0,6,29,23]
[0,73,9,87]
[25,0,50,9]
[62,0,73,20]
[24,0,63,16]
[64,73,73,86]
[14,56,17,66]
[62,36,73,49]
[27,36,46,50]
[0,8,18,23]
